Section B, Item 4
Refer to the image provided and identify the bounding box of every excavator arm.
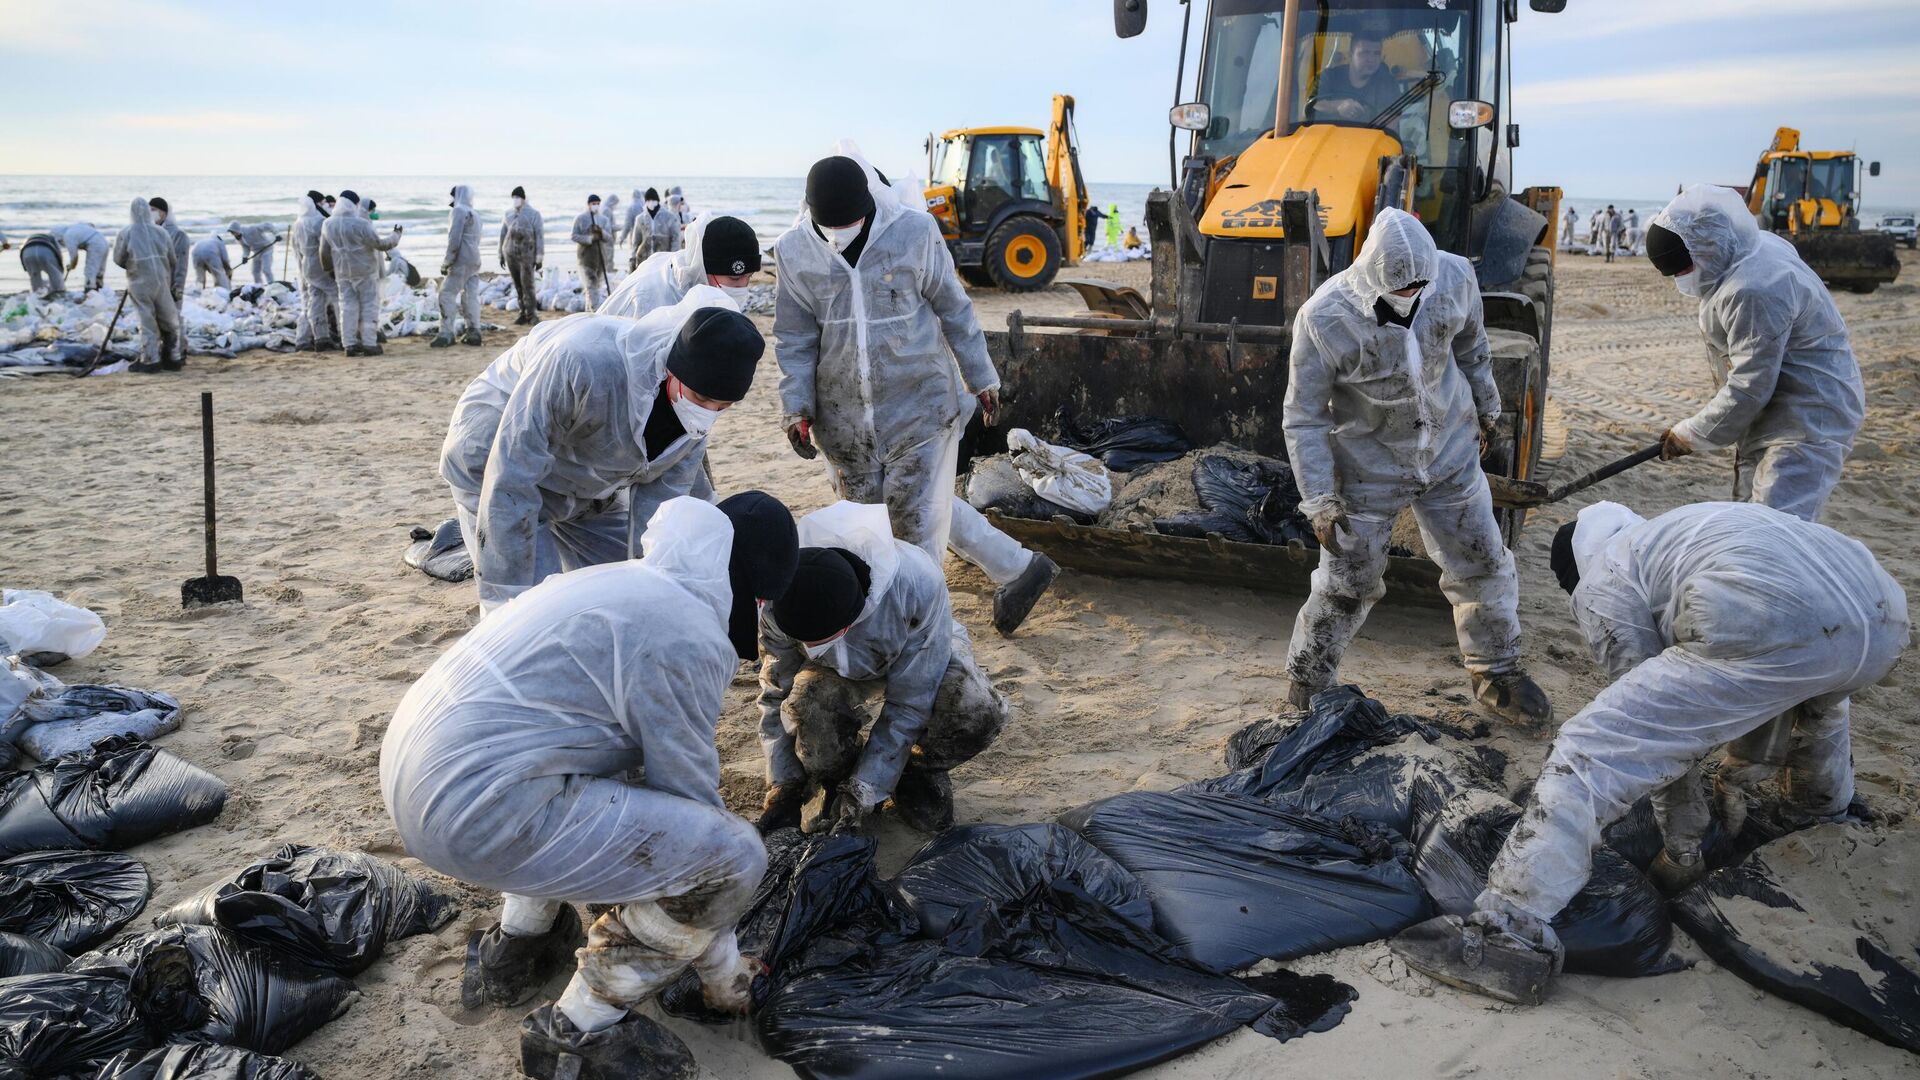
[1047,93,1088,264]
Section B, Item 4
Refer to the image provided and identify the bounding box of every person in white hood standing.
[382,493,799,1075]
[630,186,683,269]
[112,197,183,374]
[148,197,190,308]
[291,193,339,351]
[433,184,485,346]
[755,502,1009,836]
[1410,500,1908,1001]
[775,153,1060,635]
[1644,185,1864,522]
[600,213,760,319]
[57,222,108,293]
[498,184,545,326]
[618,187,645,249]
[1282,208,1550,727]
[440,287,764,616]
[320,190,402,357]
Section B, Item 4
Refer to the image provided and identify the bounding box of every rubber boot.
[430,334,455,349]
[1471,672,1553,728]
[1647,849,1707,895]
[992,553,1060,637]
[364,344,384,356]
[757,781,807,835]
[345,345,366,357]
[129,361,163,374]
[314,339,340,353]
[520,1003,697,1080]
[1282,679,1322,711]
[1389,915,1556,1006]
[462,904,585,1009]
[462,329,484,346]
[890,766,954,833]
[159,357,184,372]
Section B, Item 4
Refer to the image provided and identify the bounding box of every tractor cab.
[925,97,1088,291]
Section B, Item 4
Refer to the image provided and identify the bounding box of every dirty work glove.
[820,778,884,835]
[978,387,1001,425]
[699,953,767,1015]
[756,781,806,835]
[1479,415,1499,458]
[1468,893,1565,974]
[786,420,818,460]
[441,263,453,276]
[1659,428,1693,461]
[1307,504,1348,553]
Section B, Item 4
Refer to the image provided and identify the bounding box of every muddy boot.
[314,339,340,353]
[364,344,384,356]
[890,766,954,833]
[1282,679,1323,711]
[462,329,484,346]
[520,1003,696,1080]
[1647,849,1707,895]
[129,361,163,374]
[992,553,1059,637]
[344,345,366,357]
[462,905,585,1009]
[1471,672,1553,728]
[429,334,455,349]
[159,357,184,372]
[1390,915,1556,1006]
[757,780,807,835]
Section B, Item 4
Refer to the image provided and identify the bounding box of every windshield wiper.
[1370,71,1444,129]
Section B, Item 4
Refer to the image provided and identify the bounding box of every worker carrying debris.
[1281,208,1550,727]
[1645,185,1864,522]
[1404,500,1908,1003]
[380,494,797,1077]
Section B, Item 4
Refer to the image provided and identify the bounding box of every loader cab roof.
[938,126,1044,141]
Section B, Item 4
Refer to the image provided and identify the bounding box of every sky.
[2,0,1917,207]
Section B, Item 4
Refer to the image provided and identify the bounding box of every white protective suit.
[290,196,337,348]
[58,223,107,291]
[156,215,190,304]
[636,202,683,264]
[440,286,736,614]
[381,497,765,1014]
[619,188,645,246]
[600,212,721,319]
[439,185,483,338]
[109,199,182,367]
[227,221,279,284]
[773,150,1006,564]
[1655,185,1864,522]
[571,205,616,311]
[190,235,233,290]
[1282,208,1518,691]
[756,503,1006,800]
[320,199,401,349]
[18,235,66,298]
[497,199,544,318]
[1481,501,1908,923]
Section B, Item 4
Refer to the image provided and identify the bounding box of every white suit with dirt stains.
[190,235,233,290]
[571,205,617,311]
[440,287,734,614]
[1481,501,1907,924]
[1281,208,1518,691]
[756,503,1006,800]
[290,196,337,347]
[109,198,181,367]
[227,221,279,285]
[1654,185,1864,522]
[440,184,483,336]
[320,199,400,349]
[600,213,720,320]
[381,497,765,1012]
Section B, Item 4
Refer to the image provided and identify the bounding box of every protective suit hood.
[797,139,921,251]
[298,195,318,217]
[638,497,734,626]
[128,198,150,228]
[1345,208,1438,307]
[794,501,901,628]
[451,184,473,209]
[1570,500,1646,582]
[1650,185,1759,290]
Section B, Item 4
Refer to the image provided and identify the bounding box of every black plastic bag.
[0,970,154,1078]
[1598,780,1863,875]
[95,1043,322,1080]
[1154,453,1313,546]
[1054,410,1193,472]
[1060,790,1431,972]
[893,823,1154,938]
[0,930,69,976]
[963,456,1092,524]
[71,924,356,1056]
[403,519,474,583]
[1670,834,1920,1054]
[0,736,227,859]
[159,844,457,974]
[1411,790,1677,977]
[0,848,151,952]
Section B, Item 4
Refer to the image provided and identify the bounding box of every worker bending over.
[382,494,797,1075]
[756,502,1009,835]
[1282,208,1549,726]
[1645,185,1863,521]
[226,220,279,285]
[58,222,108,293]
[1406,500,1907,1001]
[441,288,761,616]
[601,213,760,319]
[190,233,233,290]
[775,151,1059,635]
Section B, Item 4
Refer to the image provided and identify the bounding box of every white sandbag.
[1007,428,1113,515]
[0,591,106,664]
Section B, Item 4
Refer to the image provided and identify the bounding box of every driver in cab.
[1310,31,1404,125]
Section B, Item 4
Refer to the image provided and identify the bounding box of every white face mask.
[1674,271,1701,298]
[645,199,660,211]
[803,633,848,662]
[668,380,722,438]
[721,284,753,305]
[825,221,865,252]
[151,210,166,225]
[512,197,525,209]
[1382,289,1420,318]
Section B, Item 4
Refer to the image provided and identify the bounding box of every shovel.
[72,290,129,378]
[182,392,244,607]
[1486,442,1664,510]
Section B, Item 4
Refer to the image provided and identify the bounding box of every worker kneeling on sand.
[381,494,798,1074]
[1281,207,1550,726]
[1399,500,1909,1003]
[441,287,761,616]
[756,502,1009,836]
[1644,185,1864,522]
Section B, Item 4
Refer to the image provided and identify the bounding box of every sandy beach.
[4,249,1917,1078]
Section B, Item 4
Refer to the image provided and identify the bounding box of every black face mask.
[1550,521,1580,594]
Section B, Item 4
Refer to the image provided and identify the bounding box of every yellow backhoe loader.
[925,94,1089,291]
[1743,127,1899,294]
[972,0,1568,604]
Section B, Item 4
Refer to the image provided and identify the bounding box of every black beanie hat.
[148,197,169,213]
[305,189,325,205]
[1645,223,1691,276]
[773,548,872,642]
[667,307,763,402]
[339,190,360,206]
[1549,520,1581,595]
[645,187,660,202]
[511,185,526,199]
[806,156,876,228]
[718,491,799,660]
[588,193,601,204]
[702,217,762,277]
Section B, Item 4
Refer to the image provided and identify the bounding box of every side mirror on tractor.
[1870,161,1882,177]
[1170,103,1211,132]
[1529,0,1568,12]
[1115,0,1147,38]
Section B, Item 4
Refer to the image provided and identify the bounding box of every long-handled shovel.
[182,392,244,607]
[1487,442,1665,510]
[72,291,129,378]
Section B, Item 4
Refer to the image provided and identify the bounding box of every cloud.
[1524,48,1920,109]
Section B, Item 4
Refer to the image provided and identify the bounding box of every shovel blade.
[1485,474,1551,510]
[182,575,244,608]
[1389,915,1552,1006]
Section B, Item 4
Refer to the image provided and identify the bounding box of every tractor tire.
[1489,244,1555,388]
[986,216,1062,292]
[1486,330,1545,545]
[958,265,996,289]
